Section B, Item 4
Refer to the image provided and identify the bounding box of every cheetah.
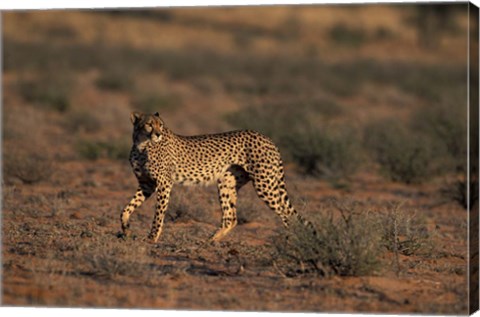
[121,111,309,243]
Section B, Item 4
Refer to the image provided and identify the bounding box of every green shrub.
[225,99,343,142]
[5,36,464,105]
[224,102,306,143]
[410,103,470,207]
[132,92,179,113]
[95,67,133,91]
[44,24,78,40]
[226,101,354,179]
[329,24,367,47]
[373,26,396,41]
[410,103,467,172]
[274,200,382,277]
[76,139,130,160]
[364,119,445,184]
[66,110,100,133]
[16,75,71,112]
[284,125,362,179]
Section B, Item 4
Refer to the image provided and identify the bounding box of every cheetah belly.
[172,147,245,186]
[172,161,232,186]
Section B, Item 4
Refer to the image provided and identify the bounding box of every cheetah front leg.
[147,181,173,243]
[121,185,154,238]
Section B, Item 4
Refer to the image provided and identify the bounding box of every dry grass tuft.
[380,202,432,257]
[4,151,54,185]
[274,199,382,277]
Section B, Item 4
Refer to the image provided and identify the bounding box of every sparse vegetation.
[83,245,145,280]
[76,139,130,160]
[364,119,445,184]
[16,74,72,112]
[167,188,216,224]
[67,110,101,133]
[285,125,362,179]
[406,4,463,48]
[44,24,78,39]
[4,151,53,185]
[225,101,307,143]
[274,199,435,278]
[329,23,367,47]
[274,200,383,277]
[132,92,180,113]
[225,99,356,178]
[411,102,467,172]
[410,102,470,206]
[441,177,478,209]
[95,67,134,91]
[380,202,432,257]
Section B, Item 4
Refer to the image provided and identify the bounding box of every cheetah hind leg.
[210,167,249,242]
[251,171,296,227]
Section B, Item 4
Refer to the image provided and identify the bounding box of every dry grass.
[274,199,436,277]
[15,72,73,113]
[4,151,54,185]
[274,199,383,277]
[364,119,445,184]
[440,177,478,209]
[167,187,217,224]
[380,202,432,258]
[75,138,130,161]
[66,110,101,134]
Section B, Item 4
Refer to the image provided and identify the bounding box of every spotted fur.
[121,111,306,243]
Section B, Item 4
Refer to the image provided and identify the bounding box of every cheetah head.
[130,111,165,145]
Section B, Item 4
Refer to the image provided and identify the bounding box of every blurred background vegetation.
[2,4,472,206]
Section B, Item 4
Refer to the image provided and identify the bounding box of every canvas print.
[2,2,479,314]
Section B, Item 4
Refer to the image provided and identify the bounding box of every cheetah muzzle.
[120,111,310,244]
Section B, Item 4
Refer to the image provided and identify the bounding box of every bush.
[380,202,431,257]
[85,253,138,280]
[364,119,445,184]
[410,103,467,173]
[95,67,133,91]
[132,92,180,113]
[66,110,101,133]
[329,24,367,47]
[76,139,130,160]
[410,103,470,207]
[225,99,349,178]
[4,151,53,184]
[284,125,362,179]
[441,177,478,210]
[44,24,78,40]
[16,75,72,112]
[274,200,382,277]
[225,101,308,142]
[83,242,147,280]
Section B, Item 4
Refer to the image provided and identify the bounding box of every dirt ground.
[1,4,472,314]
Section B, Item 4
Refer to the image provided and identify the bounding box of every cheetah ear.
[130,111,142,125]
[154,112,160,117]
